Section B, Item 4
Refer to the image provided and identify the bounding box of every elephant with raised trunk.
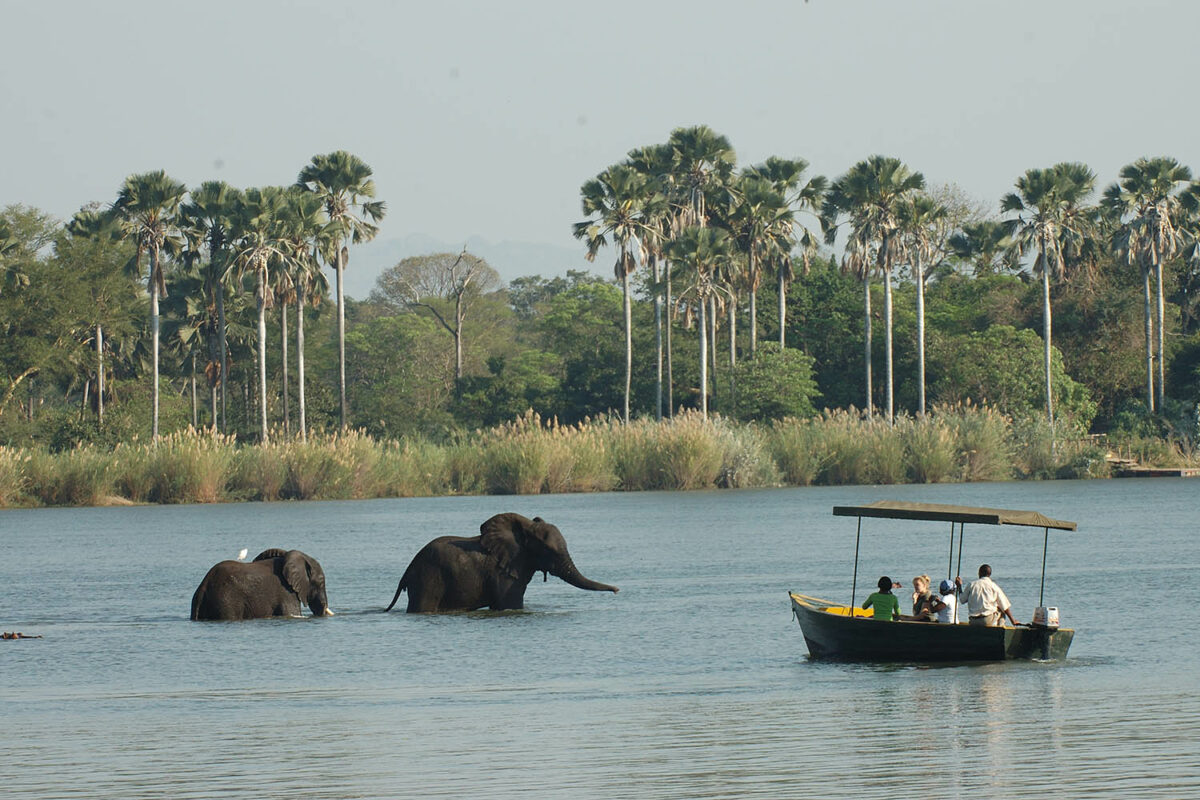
[191,548,333,621]
[385,513,619,612]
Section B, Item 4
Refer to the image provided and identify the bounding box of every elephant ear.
[281,550,311,598]
[252,548,288,562]
[479,513,526,575]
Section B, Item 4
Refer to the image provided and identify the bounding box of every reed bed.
[0,446,30,507]
[0,405,1134,508]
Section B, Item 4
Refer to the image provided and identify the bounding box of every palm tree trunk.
[1155,259,1166,412]
[884,268,894,425]
[863,276,873,419]
[257,272,269,443]
[190,352,198,428]
[1143,266,1155,412]
[666,267,674,417]
[778,268,787,349]
[281,302,290,437]
[728,300,737,415]
[336,243,347,432]
[95,324,104,426]
[621,268,632,423]
[698,294,708,419]
[916,263,926,417]
[748,290,758,356]
[217,276,228,434]
[709,296,718,409]
[1041,243,1054,426]
[748,251,758,356]
[653,255,663,421]
[150,251,161,440]
[296,285,308,442]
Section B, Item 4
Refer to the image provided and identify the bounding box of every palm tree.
[743,157,827,349]
[574,164,661,422]
[948,220,1018,276]
[229,186,291,442]
[273,251,296,437]
[667,125,736,228]
[0,219,27,294]
[667,226,733,418]
[822,156,925,423]
[296,151,386,431]
[898,193,948,416]
[181,181,242,432]
[664,126,736,416]
[1102,157,1195,413]
[626,143,676,420]
[1002,162,1096,425]
[727,174,792,356]
[112,170,188,439]
[278,189,332,441]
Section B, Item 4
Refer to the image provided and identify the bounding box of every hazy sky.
[4,1,1199,287]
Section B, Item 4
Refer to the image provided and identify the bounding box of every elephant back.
[252,548,289,562]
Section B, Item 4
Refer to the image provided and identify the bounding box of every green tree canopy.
[930,324,1096,431]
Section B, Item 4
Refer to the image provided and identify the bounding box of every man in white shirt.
[954,564,1019,627]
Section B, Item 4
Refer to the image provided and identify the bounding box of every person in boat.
[955,564,1019,627]
[936,579,958,623]
[862,576,902,621]
[905,575,946,622]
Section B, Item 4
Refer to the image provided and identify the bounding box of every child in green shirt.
[862,576,901,621]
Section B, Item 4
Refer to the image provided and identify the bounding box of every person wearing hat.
[936,579,958,623]
[955,564,1018,627]
[862,576,902,621]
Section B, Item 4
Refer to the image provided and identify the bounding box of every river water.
[1,479,1196,799]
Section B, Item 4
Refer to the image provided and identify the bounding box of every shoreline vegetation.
[2,406,1193,509]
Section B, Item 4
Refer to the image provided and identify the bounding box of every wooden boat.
[790,501,1076,662]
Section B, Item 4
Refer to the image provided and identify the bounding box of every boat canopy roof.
[832,500,1076,531]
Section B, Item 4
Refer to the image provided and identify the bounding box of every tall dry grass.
[24,446,112,506]
[467,412,617,495]
[0,446,30,506]
[0,404,1123,508]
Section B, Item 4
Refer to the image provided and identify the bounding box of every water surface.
[2,480,1195,798]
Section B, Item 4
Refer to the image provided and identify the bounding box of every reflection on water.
[2,481,1198,798]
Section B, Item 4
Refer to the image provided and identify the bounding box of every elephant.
[385,513,619,612]
[191,548,333,621]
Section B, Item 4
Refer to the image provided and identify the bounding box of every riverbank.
[1,406,1193,508]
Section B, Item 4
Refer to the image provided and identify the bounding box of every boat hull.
[790,593,1073,662]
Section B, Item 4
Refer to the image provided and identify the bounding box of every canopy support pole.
[946,521,955,586]
[954,523,965,624]
[849,516,862,616]
[1039,526,1049,607]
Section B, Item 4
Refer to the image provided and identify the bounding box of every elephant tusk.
[323,608,335,616]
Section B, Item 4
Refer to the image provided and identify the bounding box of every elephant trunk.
[309,590,332,617]
[554,554,618,594]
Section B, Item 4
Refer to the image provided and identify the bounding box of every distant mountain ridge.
[342,233,597,299]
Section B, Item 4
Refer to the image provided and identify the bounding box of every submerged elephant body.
[386,513,618,613]
[191,549,332,621]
